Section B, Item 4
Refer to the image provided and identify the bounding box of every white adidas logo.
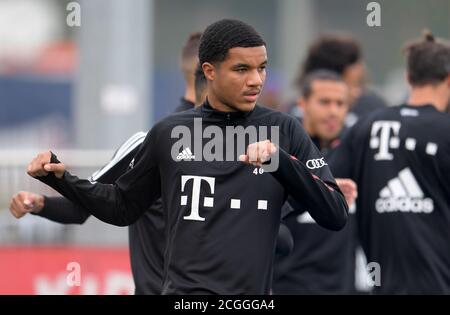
[375,168,434,214]
[176,147,195,161]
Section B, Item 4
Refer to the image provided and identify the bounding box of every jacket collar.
[199,98,256,121]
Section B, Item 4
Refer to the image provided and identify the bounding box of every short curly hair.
[199,19,266,65]
[298,34,362,85]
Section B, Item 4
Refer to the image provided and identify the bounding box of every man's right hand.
[9,191,45,218]
[27,151,65,179]
[335,178,358,207]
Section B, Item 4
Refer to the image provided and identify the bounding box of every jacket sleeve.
[33,135,145,225]
[327,128,357,180]
[35,128,161,227]
[33,196,90,224]
[270,117,348,231]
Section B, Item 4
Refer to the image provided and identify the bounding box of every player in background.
[288,34,387,128]
[273,70,358,294]
[330,32,450,294]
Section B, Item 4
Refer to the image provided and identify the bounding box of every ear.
[406,71,412,86]
[202,62,215,81]
[297,97,307,111]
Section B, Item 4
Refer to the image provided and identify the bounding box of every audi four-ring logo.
[306,158,328,169]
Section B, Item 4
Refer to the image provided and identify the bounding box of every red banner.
[0,246,133,295]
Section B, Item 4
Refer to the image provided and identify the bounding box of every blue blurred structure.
[0,75,72,128]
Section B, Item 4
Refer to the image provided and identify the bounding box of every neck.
[302,119,315,138]
[303,119,332,149]
[319,139,332,150]
[207,92,236,112]
[407,85,448,112]
[184,86,196,104]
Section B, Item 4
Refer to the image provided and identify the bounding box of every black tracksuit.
[36,100,348,294]
[35,99,195,294]
[330,104,450,294]
[273,135,356,294]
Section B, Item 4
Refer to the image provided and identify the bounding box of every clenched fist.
[9,191,45,219]
[239,140,277,167]
[335,178,358,207]
[27,151,65,179]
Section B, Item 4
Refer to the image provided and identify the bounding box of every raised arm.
[27,130,161,227]
[240,117,348,231]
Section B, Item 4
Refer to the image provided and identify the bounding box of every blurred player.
[273,70,357,294]
[294,34,391,292]
[292,34,387,127]
[176,32,203,111]
[330,32,450,294]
